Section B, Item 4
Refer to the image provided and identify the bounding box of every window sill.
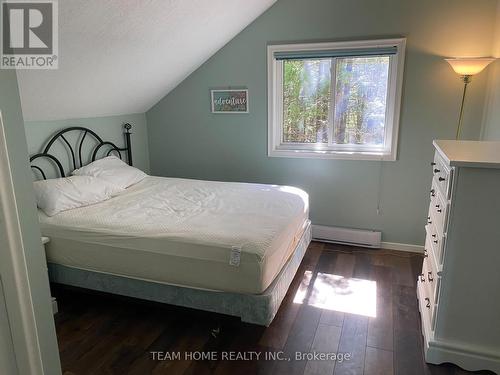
[268,148,396,161]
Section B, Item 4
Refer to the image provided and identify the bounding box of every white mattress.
[39,176,309,294]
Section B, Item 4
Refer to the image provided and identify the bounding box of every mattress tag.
[230,246,241,267]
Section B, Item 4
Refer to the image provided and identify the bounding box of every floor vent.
[312,225,381,248]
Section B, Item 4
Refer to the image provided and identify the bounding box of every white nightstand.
[41,237,58,314]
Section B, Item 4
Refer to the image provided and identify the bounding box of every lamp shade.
[445,57,495,76]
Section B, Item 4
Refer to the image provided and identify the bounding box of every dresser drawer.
[429,178,438,203]
[430,189,448,235]
[432,152,453,199]
[426,255,439,302]
[419,256,439,303]
[424,233,441,279]
[417,280,436,332]
[425,223,444,265]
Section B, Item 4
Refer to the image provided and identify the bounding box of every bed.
[31,124,311,326]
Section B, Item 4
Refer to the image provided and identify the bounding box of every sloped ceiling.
[17,0,276,121]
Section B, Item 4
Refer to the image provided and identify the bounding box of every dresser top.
[433,140,500,168]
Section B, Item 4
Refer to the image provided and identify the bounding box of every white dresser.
[418,140,500,374]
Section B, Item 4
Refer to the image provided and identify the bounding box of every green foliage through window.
[282,56,389,146]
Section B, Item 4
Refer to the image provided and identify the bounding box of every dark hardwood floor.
[52,242,493,375]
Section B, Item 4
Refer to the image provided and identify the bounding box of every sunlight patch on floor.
[293,270,377,317]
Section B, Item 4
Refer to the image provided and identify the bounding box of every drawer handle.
[435,204,440,208]
[433,168,440,173]
[438,177,446,182]
[424,249,428,258]
[419,273,425,282]
[425,298,431,308]
[433,240,438,244]
[432,234,437,238]
[427,219,432,224]
[437,209,442,213]
[431,162,436,166]
[428,272,434,282]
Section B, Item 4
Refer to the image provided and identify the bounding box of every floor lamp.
[445,57,495,140]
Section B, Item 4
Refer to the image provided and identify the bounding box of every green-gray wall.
[146,0,498,245]
[25,113,150,175]
[0,70,61,374]
[482,62,500,140]
[482,3,500,140]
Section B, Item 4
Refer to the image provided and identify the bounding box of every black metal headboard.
[30,123,133,180]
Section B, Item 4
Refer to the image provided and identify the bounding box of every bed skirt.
[48,220,311,326]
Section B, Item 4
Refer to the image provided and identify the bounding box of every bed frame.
[30,123,133,179]
[30,124,311,326]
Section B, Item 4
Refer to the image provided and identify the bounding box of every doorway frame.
[0,110,61,375]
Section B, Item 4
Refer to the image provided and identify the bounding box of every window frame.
[267,38,406,161]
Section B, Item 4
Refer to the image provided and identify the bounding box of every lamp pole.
[456,75,471,140]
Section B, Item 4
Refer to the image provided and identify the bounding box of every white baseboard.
[310,224,423,253]
[312,225,381,248]
[380,241,424,253]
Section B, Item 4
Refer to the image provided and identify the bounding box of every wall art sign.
[210,89,248,113]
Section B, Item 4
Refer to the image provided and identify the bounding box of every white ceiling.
[17,0,276,121]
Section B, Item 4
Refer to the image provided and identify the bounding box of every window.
[267,39,406,160]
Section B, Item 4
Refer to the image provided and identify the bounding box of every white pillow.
[72,156,146,189]
[33,176,124,216]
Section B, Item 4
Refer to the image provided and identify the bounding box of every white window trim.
[267,38,406,161]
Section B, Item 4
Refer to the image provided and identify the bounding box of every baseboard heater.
[312,225,381,248]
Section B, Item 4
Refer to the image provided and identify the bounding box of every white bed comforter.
[39,176,309,293]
